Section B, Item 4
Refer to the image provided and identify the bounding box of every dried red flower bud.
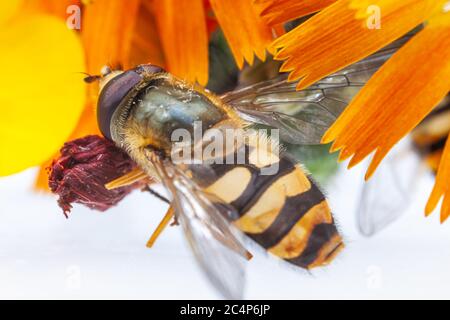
[49,135,144,216]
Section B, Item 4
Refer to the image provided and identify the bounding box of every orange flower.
[262,0,450,221]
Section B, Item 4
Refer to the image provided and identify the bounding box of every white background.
[1,155,450,300]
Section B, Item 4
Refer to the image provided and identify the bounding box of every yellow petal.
[0,15,85,176]
[0,0,23,25]
[272,0,442,90]
[210,0,276,69]
[322,23,450,181]
[23,0,80,19]
[152,0,208,85]
[256,0,337,25]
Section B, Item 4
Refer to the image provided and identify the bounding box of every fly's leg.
[146,206,175,248]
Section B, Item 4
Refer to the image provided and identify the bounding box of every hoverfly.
[357,94,450,236]
[51,36,411,299]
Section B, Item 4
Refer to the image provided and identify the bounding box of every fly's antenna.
[80,64,117,84]
[79,72,102,84]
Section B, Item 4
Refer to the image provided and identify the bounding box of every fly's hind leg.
[146,205,175,248]
[104,167,176,248]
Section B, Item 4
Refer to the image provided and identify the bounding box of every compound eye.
[96,64,165,140]
[97,70,142,140]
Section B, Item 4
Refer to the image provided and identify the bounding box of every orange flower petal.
[272,0,442,90]
[82,0,141,73]
[256,0,337,26]
[210,0,276,69]
[426,137,450,223]
[129,1,166,68]
[322,23,450,182]
[153,0,209,85]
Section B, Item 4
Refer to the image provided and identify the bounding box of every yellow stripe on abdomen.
[234,168,311,234]
[268,200,332,259]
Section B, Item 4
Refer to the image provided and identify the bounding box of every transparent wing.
[222,34,415,145]
[357,139,422,236]
[147,150,248,299]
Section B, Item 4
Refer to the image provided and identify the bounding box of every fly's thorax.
[109,75,239,157]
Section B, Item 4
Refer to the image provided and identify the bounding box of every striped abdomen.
[193,137,344,269]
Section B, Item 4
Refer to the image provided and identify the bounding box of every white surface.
[1,163,450,300]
